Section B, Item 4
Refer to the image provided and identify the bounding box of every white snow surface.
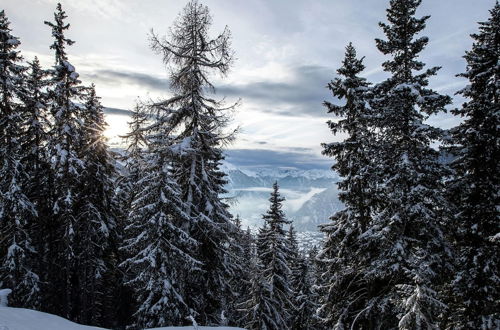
[0,290,11,307]
[0,307,244,330]
[0,307,103,330]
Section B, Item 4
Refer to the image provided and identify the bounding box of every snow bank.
[0,307,244,330]
[0,289,11,307]
[0,307,103,330]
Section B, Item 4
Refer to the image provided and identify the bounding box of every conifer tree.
[43,3,87,318]
[18,57,51,284]
[112,102,148,327]
[361,0,452,328]
[318,43,377,328]
[0,9,41,309]
[287,224,300,269]
[105,102,148,328]
[120,116,201,328]
[20,57,51,214]
[307,245,321,284]
[74,84,117,325]
[240,257,281,330]
[292,255,319,330]
[253,182,294,329]
[117,102,148,224]
[446,2,500,328]
[148,0,239,323]
[228,215,253,326]
[287,225,317,329]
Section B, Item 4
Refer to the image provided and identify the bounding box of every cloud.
[83,69,168,91]
[225,148,331,170]
[86,64,337,118]
[218,64,335,117]
[103,107,132,116]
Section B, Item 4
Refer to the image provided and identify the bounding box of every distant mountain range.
[112,147,343,233]
[222,163,343,232]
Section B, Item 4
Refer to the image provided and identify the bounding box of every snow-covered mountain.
[293,184,344,230]
[222,163,343,232]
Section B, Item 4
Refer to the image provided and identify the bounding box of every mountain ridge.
[222,162,343,232]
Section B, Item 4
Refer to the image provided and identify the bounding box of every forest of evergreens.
[0,0,498,329]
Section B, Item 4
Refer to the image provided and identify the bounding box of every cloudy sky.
[3,0,496,169]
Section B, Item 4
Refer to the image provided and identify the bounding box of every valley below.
[223,163,344,235]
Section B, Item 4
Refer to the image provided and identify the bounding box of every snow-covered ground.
[0,307,103,330]
[0,307,244,330]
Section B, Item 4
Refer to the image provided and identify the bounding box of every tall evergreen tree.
[0,9,40,309]
[288,225,318,330]
[292,254,319,330]
[117,102,148,225]
[112,102,148,327]
[43,3,87,318]
[240,257,281,330]
[446,2,500,328]
[148,0,239,324]
[253,182,294,329]
[318,43,377,329]
[362,0,452,328]
[228,215,254,326]
[18,57,51,286]
[287,224,300,270]
[120,114,201,328]
[19,56,51,215]
[74,84,117,325]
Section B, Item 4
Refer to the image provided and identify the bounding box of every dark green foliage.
[228,216,254,326]
[148,0,241,324]
[320,1,454,328]
[365,1,452,328]
[0,10,40,309]
[43,4,87,317]
[73,85,117,325]
[18,58,52,292]
[445,2,500,328]
[318,43,377,329]
[247,182,293,329]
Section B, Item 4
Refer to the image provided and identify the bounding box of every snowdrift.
[0,307,244,330]
[0,307,103,330]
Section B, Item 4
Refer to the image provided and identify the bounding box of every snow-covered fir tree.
[148,0,240,324]
[19,56,51,221]
[0,9,41,310]
[287,225,300,272]
[307,245,321,285]
[317,43,378,328]
[74,84,117,325]
[43,3,88,318]
[120,111,201,328]
[361,0,452,328]
[251,182,294,329]
[112,102,149,328]
[18,56,51,283]
[286,224,304,329]
[239,256,281,330]
[228,215,254,327]
[445,2,500,328]
[292,254,319,330]
[116,102,148,226]
[288,225,318,330]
